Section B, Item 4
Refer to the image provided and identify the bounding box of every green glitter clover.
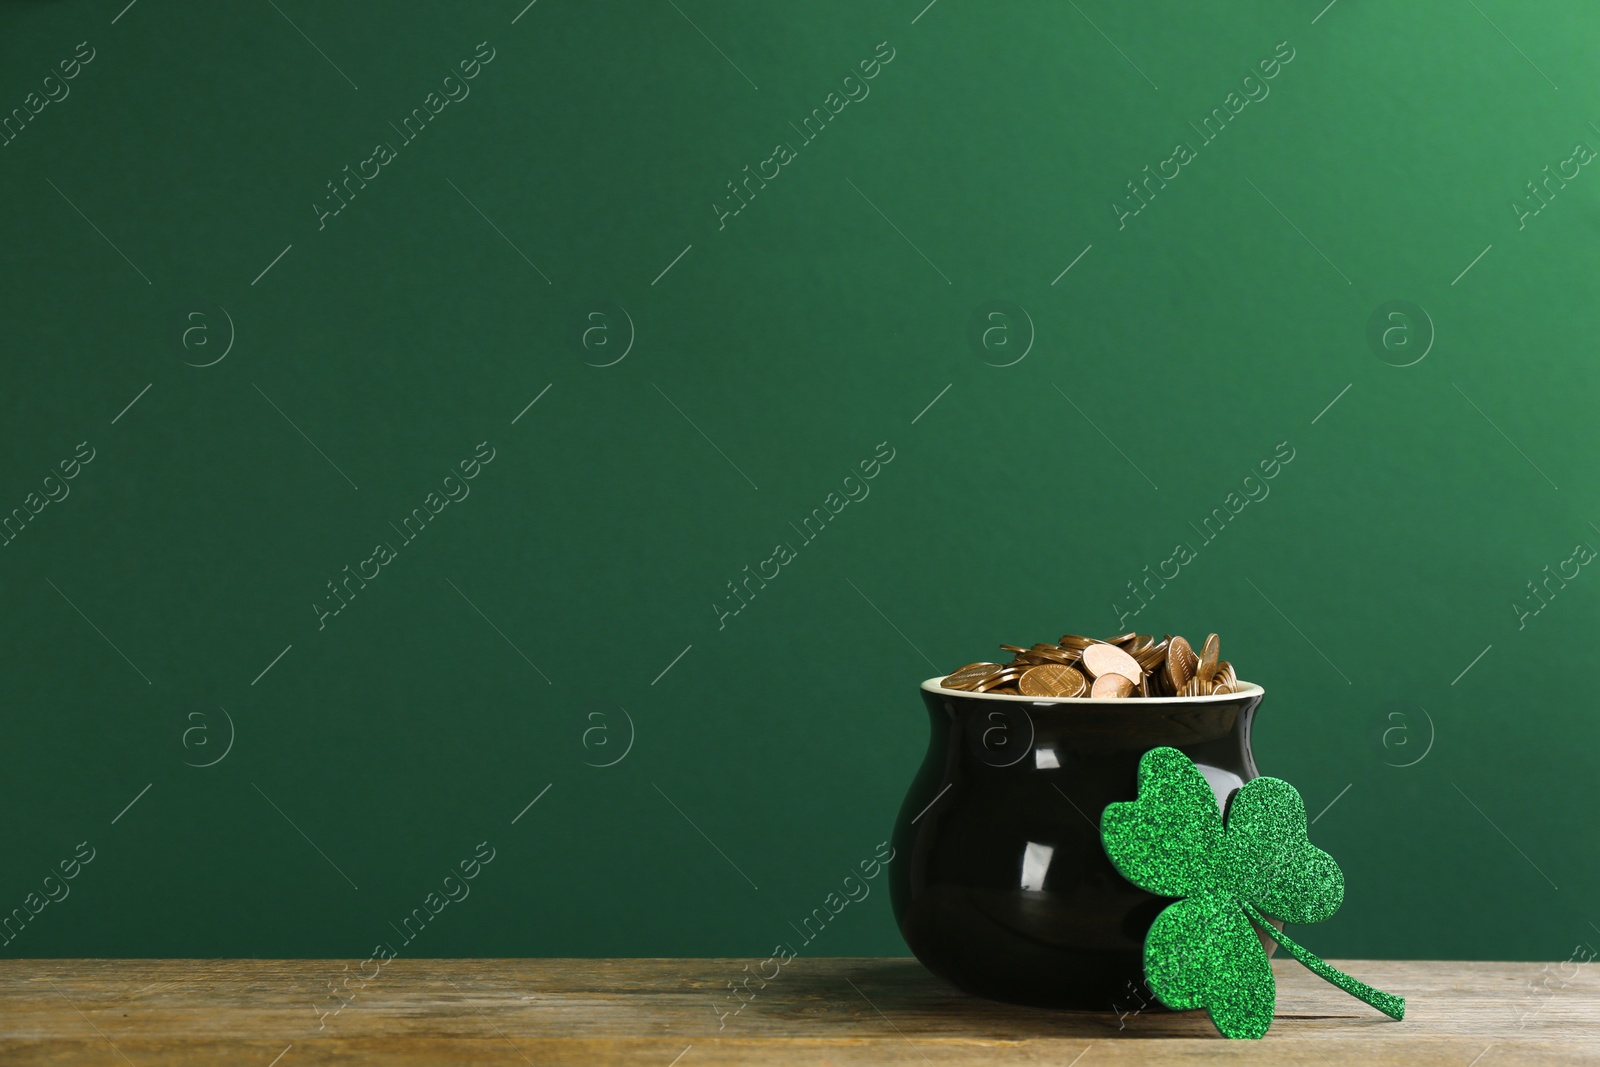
[1099,746,1405,1038]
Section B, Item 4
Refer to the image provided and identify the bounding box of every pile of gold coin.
[939,632,1243,698]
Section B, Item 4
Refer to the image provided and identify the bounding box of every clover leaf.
[1100,746,1405,1038]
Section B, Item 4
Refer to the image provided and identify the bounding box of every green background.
[1,0,1596,967]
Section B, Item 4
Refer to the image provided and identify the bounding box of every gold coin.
[1019,664,1086,697]
[1213,661,1237,693]
[1081,642,1144,683]
[1027,644,1080,665]
[942,662,1000,691]
[1166,636,1197,691]
[1197,633,1220,684]
[975,667,1026,692]
[1134,639,1170,671]
[1090,672,1134,698]
[1179,676,1202,697]
[1058,634,1095,650]
[1105,632,1138,648]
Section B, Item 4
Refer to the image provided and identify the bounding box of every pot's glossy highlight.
[889,678,1266,1009]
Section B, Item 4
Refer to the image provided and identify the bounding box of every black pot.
[890,677,1266,1010]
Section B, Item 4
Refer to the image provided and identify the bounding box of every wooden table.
[1,958,1594,1065]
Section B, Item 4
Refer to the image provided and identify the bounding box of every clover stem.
[1244,902,1406,1021]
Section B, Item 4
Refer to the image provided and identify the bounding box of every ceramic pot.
[890,677,1266,1009]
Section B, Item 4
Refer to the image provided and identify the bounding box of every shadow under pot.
[889,677,1269,1010]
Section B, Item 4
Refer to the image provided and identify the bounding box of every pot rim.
[920,677,1263,703]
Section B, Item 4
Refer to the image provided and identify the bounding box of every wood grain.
[1,957,1594,1065]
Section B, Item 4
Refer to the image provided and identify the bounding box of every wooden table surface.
[1,958,1594,1065]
